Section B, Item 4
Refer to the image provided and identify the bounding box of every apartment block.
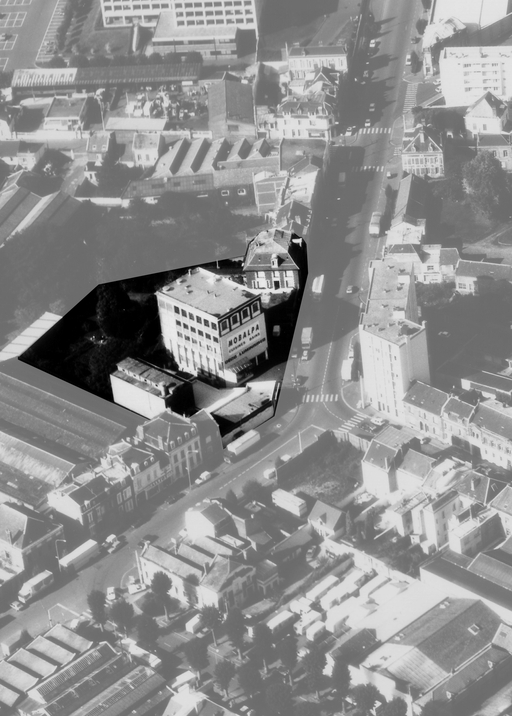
[359,259,431,420]
[440,46,512,106]
[287,44,348,81]
[101,0,265,31]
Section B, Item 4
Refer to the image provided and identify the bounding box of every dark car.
[137,534,157,549]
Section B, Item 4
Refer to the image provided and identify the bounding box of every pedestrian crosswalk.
[303,393,340,403]
[404,83,419,112]
[358,127,392,135]
[340,412,367,431]
[350,165,385,172]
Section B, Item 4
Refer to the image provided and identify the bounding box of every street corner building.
[157,267,268,386]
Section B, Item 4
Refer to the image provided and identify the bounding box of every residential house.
[0,141,45,171]
[465,92,510,137]
[43,97,90,132]
[208,79,256,141]
[267,525,314,570]
[402,380,449,440]
[243,228,307,292]
[184,503,234,539]
[448,504,503,556]
[131,407,224,473]
[441,395,477,448]
[47,466,135,540]
[262,92,336,140]
[455,259,512,295]
[287,45,348,82]
[386,173,428,246]
[139,542,257,610]
[455,469,506,509]
[401,123,444,177]
[132,133,166,168]
[395,449,438,494]
[474,135,512,171]
[490,485,512,534]
[100,440,167,505]
[0,502,63,578]
[86,131,117,166]
[383,244,459,285]
[308,500,345,539]
[468,399,512,470]
[361,426,417,499]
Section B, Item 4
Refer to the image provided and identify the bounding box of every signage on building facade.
[226,321,262,356]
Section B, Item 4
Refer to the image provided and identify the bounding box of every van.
[369,211,382,237]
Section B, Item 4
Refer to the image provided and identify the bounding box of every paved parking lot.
[0,0,61,71]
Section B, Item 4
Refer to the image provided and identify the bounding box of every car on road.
[386,171,394,179]
[363,70,370,80]
[301,349,310,362]
[434,79,441,86]
[345,126,356,135]
[365,118,371,128]
[290,345,299,359]
[331,217,338,227]
[406,51,412,65]
[195,470,213,485]
[10,600,24,612]
[369,39,378,50]
[369,103,376,112]
[438,331,450,337]
[103,534,122,553]
[435,87,442,93]
[106,587,118,602]
[371,417,387,427]
[346,285,358,294]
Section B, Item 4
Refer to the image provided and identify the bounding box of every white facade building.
[100,0,264,30]
[157,268,268,386]
[359,259,431,420]
[440,46,512,106]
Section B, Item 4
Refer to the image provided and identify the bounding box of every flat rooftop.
[159,267,258,317]
[154,12,238,39]
[431,0,509,29]
[360,260,424,344]
[45,97,87,119]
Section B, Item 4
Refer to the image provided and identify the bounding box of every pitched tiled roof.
[466,91,507,118]
[208,80,254,125]
[243,228,301,271]
[403,381,449,415]
[456,470,505,505]
[392,173,428,227]
[0,502,60,549]
[491,485,512,516]
[456,259,512,281]
[308,500,344,531]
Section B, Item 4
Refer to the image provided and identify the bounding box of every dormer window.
[271,254,279,269]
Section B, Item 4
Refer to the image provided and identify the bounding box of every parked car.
[10,600,24,612]
[128,577,146,595]
[346,285,358,294]
[195,470,213,485]
[103,534,121,553]
[371,416,387,426]
[365,118,371,128]
[406,51,412,65]
[106,587,118,602]
[369,39,378,50]
[369,103,376,113]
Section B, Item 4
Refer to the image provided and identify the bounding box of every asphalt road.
[0,0,420,643]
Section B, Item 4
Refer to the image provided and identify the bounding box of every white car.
[365,118,371,128]
[195,470,212,485]
[106,587,118,602]
[434,79,441,86]
[371,416,387,426]
[10,600,24,612]
[369,103,376,112]
[369,39,378,49]
[346,285,358,294]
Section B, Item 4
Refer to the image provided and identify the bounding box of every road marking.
[0,0,30,5]
[359,127,392,135]
[0,57,7,70]
[404,83,419,112]
[350,165,385,172]
[0,11,25,26]
[0,33,15,49]
[303,394,339,403]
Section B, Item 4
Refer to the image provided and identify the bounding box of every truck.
[306,621,326,643]
[272,488,308,518]
[224,429,261,463]
[18,570,54,605]
[58,539,99,574]
[266,610,296,637]
[301,327,313,350]
[311,275,325,299]
[369,211,382,237]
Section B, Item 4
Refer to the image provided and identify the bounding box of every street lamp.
[55,539,67,571]
[185,449,200,492]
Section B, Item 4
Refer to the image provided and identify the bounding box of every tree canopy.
[237,662,263,697]
[87,590,107,630]
[109,599,134,635]
[462,150,509,218]
[213,660,236,697]
[183,637,209,676]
